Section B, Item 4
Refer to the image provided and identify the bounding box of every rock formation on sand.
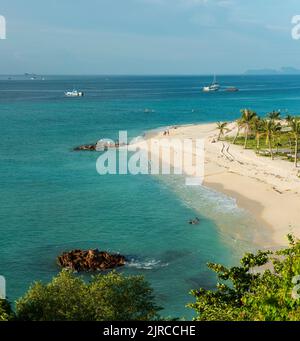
[57,249,126,272]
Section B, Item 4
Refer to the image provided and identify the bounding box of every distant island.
[245,67,300,75]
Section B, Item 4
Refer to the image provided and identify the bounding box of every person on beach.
[189,217,200,225]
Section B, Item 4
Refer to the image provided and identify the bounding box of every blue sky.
[0,0,300,74]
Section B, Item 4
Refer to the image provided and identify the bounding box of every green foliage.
[188,235,300,321]
[16,270,161,321]
[216,122,228,141]
[228,112,300,163]
[240,109,257,148]
[289,117,300,167]
[267,110,281,120]
[0,299,15,321]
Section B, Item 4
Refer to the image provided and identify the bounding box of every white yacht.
[65,89,84,97]
[203,75,220,92]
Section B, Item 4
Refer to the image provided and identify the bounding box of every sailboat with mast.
[203,74,220,92]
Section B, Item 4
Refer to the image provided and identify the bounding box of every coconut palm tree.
[263,119,281,160]
[285,115,295,155]
[216,122,228,141]
[233,118,243,144]
[251,117,264,153]
[240,109,257,149]
[289,118,300,167]
[268,110,281,121]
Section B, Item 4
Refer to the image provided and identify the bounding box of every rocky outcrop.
[57,249,126,272]
[74,144,96,151]
[73,141,126,151]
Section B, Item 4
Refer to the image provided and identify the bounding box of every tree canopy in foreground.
[13,271,161,321]
[0,299,15,321]
[189,235,300,321]
[2,235,300,321]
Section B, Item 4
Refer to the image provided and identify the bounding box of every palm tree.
[263,120,274,160]
[268,110,281,120]
[263,119,281,160]
[233,118,243,144]
[251,117,264,153]
[289,118,300,167]
[240,109,257,149]
[286,114,293,123]
[216,122,228,141]
[285,115,294,154]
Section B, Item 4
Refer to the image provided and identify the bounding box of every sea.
[1,74,300,319]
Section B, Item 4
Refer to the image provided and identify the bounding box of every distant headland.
[245,67,300,75]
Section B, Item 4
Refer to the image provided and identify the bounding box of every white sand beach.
[134,122,300,247]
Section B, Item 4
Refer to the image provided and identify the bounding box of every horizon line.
[2,73,300,77]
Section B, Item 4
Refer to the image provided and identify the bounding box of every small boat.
[203,75,220,92]
[226,87,239,92]
[65,89,84,97]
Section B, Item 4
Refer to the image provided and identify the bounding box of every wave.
[160,175,241,215]
[127,258,169,270]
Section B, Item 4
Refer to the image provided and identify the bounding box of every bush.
[0,299,15,321]
[189,235,300,321]
[16,270,161,321]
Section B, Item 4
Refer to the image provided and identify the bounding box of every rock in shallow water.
[57,249,126,272]
[74,144,96,151]
[73,141,127,151]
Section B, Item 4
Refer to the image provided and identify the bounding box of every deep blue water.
[1,75,300,319]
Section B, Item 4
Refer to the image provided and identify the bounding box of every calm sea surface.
[1,75,300,319]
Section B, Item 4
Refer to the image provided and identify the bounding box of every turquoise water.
[1,75,300,319]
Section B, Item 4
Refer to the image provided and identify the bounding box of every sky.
[0,0,300,74]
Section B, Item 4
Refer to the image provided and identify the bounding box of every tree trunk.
[256,133,260,153]
[244,126,248,149]
[295,135,298,168]
[269,139,274,160]
[289,137,293,155]
[233,127,240,144]
[274,137,279,154]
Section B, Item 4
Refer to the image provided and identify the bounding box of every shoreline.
[135,122,300,247]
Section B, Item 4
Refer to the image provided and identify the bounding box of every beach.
[2,75,300,317]
[137,122,300,247]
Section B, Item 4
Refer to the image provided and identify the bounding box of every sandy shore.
[133,122,300,247]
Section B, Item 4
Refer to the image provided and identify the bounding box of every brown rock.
[74,144,96,151]
[57,249,126,272]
